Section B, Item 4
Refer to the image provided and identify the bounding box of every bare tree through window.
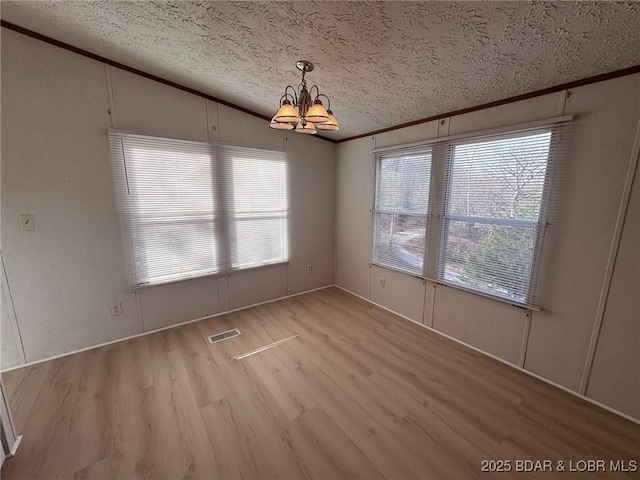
[443,132,551,301]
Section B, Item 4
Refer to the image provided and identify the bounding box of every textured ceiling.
[2,1,640,140]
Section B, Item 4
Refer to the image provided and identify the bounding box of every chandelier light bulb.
[295,120,317,135]
[273,99,300,124]
[316,110,339,131]
[305,100,330,124]
[269,115,294,130]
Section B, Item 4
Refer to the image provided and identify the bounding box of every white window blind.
[372,148,432,276]
[217,144,289,271]
[436,130,555,305]
[371,120,571,308]
[110,132,288,287]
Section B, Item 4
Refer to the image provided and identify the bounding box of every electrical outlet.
[306,264,313,274]
[379,277,385,287]
[110,302,122,316]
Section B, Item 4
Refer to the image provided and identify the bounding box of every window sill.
[130,261,289,291]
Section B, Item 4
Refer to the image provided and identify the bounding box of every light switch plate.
[18,214,35,231]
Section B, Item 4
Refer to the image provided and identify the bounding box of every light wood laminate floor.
[2,287,639,479]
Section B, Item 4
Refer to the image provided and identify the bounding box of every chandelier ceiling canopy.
[269,60,339,135]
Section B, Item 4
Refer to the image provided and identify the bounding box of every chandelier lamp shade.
[269,60,339,134]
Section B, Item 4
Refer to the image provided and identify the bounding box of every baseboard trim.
[334,285,640,426]
[5,283,638,426]
[8,435,23,458]
[1,434,23,469]
[1,285,333,373]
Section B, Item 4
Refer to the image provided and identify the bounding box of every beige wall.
[524,79,640,392]
[586,159,640,419]
[336,75,640,420]
[2,24,637,422]
[1,29,336,366]
[335,136,374,298]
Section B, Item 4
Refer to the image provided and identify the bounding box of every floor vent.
[208,328,241,344]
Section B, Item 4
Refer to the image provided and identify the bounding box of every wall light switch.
[18,214,35,231]
[306,264,313,274]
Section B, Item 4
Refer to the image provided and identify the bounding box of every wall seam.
[205,99,211,141]
[368,136,376,299]
[286,264,290,296]
[430,284,437,329]
[557,89,568,116]
[216,102,222,143]
[104,64,117,129]
[134,290,145,333]
[333,144,339,286]
[519,311,532,368]
[420,280,427,325]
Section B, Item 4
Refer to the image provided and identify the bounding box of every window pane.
[448,132,551,220]
[373,213,426,276]
[231,156,288,213]
[372,148,431,276]
[133,218,217,284]
[441,130,553,303]
[443,220,537,302]
[231,217,288,269]
[229,154,288,269]
[126,144,214,215]
[376,152,431,214]
[121,138,217,284]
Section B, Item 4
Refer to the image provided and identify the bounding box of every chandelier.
[269,60,339,134]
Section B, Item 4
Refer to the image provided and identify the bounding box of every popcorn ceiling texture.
[2,1,640,140]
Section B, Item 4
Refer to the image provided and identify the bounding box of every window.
[372,148,432,276]
[441,131,552,303]
[372,120,568,307]
[110,132,288,286]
